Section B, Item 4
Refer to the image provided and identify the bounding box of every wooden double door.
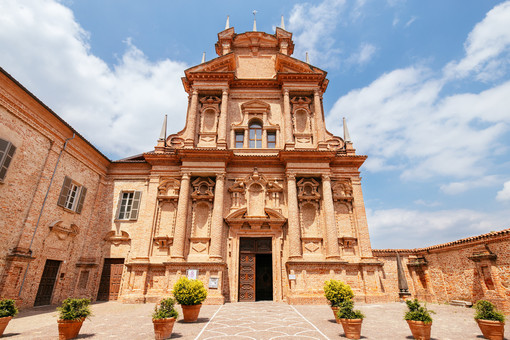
[239,238,273,302]
[34,259,61,306]
[97,258,124,301]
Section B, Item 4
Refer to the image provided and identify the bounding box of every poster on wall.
[209,277,219,289]
[186,269,198,280]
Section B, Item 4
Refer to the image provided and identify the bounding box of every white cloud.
[0,0,189,159]
[368,208,509,248]
[496,181,510,201]
[288,0,346,67]
[405,16,417,27]
[346,43,377,66]
[444,1,510,81]
[440,176,501,195]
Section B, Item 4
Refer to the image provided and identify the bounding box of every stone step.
[450,300,473,307]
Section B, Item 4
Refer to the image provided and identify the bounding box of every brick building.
[0,24,508,312]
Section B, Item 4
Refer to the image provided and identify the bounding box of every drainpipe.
[18,133,75,296]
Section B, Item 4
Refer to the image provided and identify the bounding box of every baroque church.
[0,22,508,312]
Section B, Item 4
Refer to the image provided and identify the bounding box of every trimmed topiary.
[324,279,354,307]
[172,277,207,306]
[152,297,179,319]
[337,299,365,319]
[404,299,434,324]
[0,299,18,318]
[57,298,92,321]
[474,300,505,322]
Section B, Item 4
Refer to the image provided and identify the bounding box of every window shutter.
[115,191,124,219]
[75,186,87,214]
[58,176,72,207]
[0,140,16,182]
[129,191,142,220]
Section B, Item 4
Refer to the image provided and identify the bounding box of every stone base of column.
[216,141,227,149]
[208,255,223,262]
[288,255,302,260]
[183,139,194,148]
[170,256,185,261]
[325,255,342,260]
[285,142,295,150]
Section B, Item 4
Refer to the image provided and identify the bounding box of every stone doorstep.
[449,300,473,307]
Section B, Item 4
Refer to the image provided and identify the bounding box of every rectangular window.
[0,138,16,182]
[267,131,276,148]
[116,191,142,220]
[249,128,262,148]
[235,131,244,148]
[57,176,87,213]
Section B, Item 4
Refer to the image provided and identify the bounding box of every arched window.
[249,121,262,148]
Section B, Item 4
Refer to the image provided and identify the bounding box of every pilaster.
[322,174,341,259]
[184,89,199,148]
[209,173,225,261]
[171,172,191,260]
[217,89,228,149]
[287,173,302,258]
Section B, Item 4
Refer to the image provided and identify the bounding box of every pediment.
[225,207,286,230]
[184,53,236,75]
[275,54,326,75]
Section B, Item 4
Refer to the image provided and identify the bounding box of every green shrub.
[404,299,434,324]
[57,298,92,321]
[323,279,354,307]
[0,299,18,318]
[152,297,179,320]
[474,300,505,322]
[336,299,365,319]
[172,277,207,306]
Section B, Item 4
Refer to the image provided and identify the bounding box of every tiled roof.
[373,228,510,254]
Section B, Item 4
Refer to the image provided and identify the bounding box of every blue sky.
[1,0,510,249]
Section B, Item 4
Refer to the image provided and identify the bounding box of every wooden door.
[34,260,61,306]
[238,253,255,301]
[109,264,124,300]
[97,258,124,301]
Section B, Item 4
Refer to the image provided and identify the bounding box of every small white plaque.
[186,269,198,280]
[288,274,296,280]
[209,277,219,289]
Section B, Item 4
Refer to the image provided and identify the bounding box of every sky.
[1,0,510,249]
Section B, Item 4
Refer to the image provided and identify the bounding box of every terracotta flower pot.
[476,319,505,340]
[340,318,363,339]
[0,316,13,336]
[406,320,431,340]
[153,317,176,340]
[181,304,202,322]
[331,306,341,323]
[58,318,84,340]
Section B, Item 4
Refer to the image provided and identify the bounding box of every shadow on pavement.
[177,318,209,324]
[1,333,21,338]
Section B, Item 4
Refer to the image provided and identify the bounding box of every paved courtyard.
[3,301,509,339]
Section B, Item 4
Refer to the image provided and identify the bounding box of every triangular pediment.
[275,54,326,75]
[184,53,236,75]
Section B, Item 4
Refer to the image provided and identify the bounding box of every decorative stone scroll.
[104,230,131,246]
[191,177,215,202]
[157,178,180,201]
[297,178,320,202]
[48,220,79,240]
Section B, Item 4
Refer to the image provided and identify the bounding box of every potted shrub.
[152,297,179,340]
[0,299,18,336]
[474,300,505,340]
[336,299,364,340]
[324,279,354,323]
[57,298,92,340]
[172,276,207,322]
[404,299,435,340]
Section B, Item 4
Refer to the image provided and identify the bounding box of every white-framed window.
[0,138,16,182]
[115,191,142,220]
[57,176,87,213]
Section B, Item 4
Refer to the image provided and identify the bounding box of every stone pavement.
[3,301,509,339]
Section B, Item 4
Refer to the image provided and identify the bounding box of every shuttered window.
[57,176,87,213]
[0,138,16,182]
[116,191,142,220]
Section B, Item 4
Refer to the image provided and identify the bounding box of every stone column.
[171,172,191,260]
[314,89,326,143]
[322,174,341,259]
[217,89,229,148]
[283,89,293,145]
[209,173,225,261]
[287,173,302,258]
[185,89,199,147]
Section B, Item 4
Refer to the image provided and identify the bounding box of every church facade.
[108,26,384,304]
[1,24,508,312]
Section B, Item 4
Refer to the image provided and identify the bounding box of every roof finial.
[225,15,230,29]
[306,52,310,64]
[158,114,168,145]
[343,117,352,143]
[201,52,206,64]
[252,10,257,31]
[280,15,285,30]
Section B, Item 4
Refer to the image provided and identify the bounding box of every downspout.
[18,133,75,296]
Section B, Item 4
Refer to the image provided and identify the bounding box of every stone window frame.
[115,190,142,221]
[0,137,16,183]
[248,119,263,148]
[57,176,87,214]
